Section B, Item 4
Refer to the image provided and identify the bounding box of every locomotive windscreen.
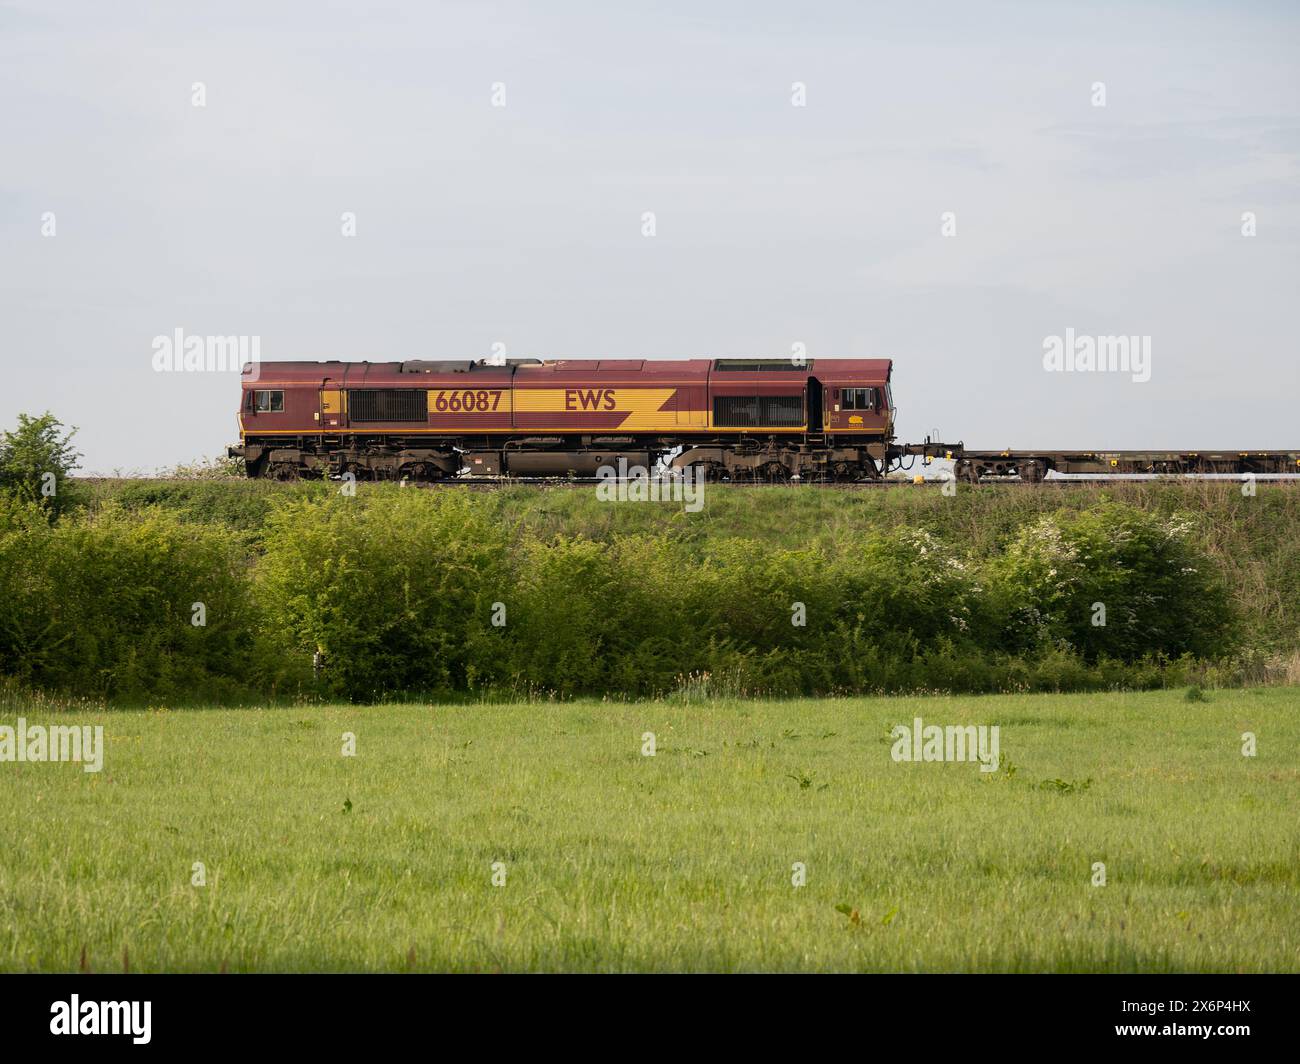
[349,389,428,423]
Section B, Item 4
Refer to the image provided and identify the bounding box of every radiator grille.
[349,389,428,423]
[713,395,804,428]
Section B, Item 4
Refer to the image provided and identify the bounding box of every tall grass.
[1,689,1295,972]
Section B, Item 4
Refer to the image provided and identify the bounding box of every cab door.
[320,379,346,429]
[826,386,847,431]
[806,377,823,432]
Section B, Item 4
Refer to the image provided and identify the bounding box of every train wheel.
[1019,459,1045,483]
[686,462,724,483]
[399,462,441,482]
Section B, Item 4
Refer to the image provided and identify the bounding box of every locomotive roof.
[241,358,891,383]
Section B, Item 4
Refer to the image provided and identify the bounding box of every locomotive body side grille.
[349,389,429,422]
[713,394,804,427]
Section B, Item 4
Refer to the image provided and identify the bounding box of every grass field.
[2,688,1297,972]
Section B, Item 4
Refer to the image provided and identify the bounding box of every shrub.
[0,497,256,701]
[257,491,510,701]
[0,412,81,517]
[986,503,1236,661]
[0,486,1262,703]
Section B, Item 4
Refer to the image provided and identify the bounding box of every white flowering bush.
[837,526,979,642]
[986,504,1234,660]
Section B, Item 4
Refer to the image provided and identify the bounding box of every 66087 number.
[433,389,503,413]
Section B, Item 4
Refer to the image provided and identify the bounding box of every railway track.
[392,473,1300,490]
[81,470,1300,489]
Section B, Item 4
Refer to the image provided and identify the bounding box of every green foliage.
[986,504,1237,661]
[257,491,510,700]
[493,534,670,695]
[87,478,325,533]
[158,454,247,479]
[0,479,1273,702]
[82,477,1300,654]
[0,496,256,701]
[0,412,81,516]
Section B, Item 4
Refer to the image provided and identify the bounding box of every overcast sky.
[2,0,1297,472]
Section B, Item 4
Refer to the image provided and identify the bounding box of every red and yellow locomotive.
[230,357,895,480]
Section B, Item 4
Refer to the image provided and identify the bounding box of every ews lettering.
[565,388,617,411]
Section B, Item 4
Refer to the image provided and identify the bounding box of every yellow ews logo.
[514,387,678,429]
[564,388,617,411]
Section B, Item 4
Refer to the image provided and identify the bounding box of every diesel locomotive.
[229,357,894,481]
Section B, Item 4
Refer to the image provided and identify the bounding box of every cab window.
[841,388,876,412]
[252,390,284,412]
